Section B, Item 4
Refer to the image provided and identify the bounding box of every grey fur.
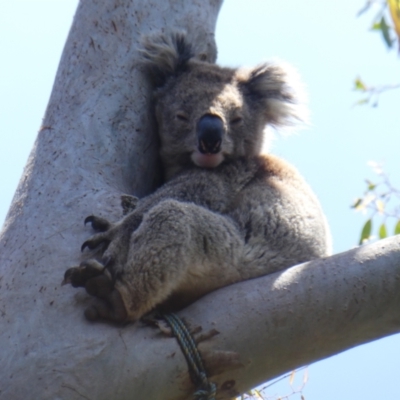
[66,32,331,323]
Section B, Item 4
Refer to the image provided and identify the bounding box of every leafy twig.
[352,162,400,244]
[239,368,308,400]
[353,77,400,106]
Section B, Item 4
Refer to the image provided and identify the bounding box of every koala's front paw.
[64,215,134,322]
[62,259,128,323]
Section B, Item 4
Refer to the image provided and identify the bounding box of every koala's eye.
[231,116,243,124]
[176,112,189,122]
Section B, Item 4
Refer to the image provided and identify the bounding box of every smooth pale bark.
[0,0,222,399]
[1,1,400,399]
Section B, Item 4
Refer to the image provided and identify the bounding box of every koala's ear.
[239,62,307,127]
[138,31,194,87]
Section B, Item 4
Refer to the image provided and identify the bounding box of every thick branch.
[188,235,400,397]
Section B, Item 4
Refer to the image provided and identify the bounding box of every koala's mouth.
[191,151,224,168]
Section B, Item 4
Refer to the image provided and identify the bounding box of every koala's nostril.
[197,115,224,154]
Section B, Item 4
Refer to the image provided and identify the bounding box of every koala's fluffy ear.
[138,31,194,87]
[239,62,307,127]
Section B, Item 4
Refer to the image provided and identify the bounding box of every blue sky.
[1,1,400,399]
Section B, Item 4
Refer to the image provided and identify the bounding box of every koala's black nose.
[196,115,224,154]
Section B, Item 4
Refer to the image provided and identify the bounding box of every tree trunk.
[0,1,222,399]
[1,1,400,400]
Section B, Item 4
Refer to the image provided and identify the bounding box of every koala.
[63,32,331,323]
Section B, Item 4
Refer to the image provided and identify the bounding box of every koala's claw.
[81,232,111,252]
[84,215,111,232]
[62,259,105,287]
[82,215,115,252]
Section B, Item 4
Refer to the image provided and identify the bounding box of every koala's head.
[139,32,305,179]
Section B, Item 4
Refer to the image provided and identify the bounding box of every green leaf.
[379,223,387,239]
[365,179,376,191]
[359,219,372,245]
[379,16,394,48]
[351,198,363,208]
[353,98,370,107]
[354,77,367,91]
[371,22,382,30]
[395,220,400,235]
